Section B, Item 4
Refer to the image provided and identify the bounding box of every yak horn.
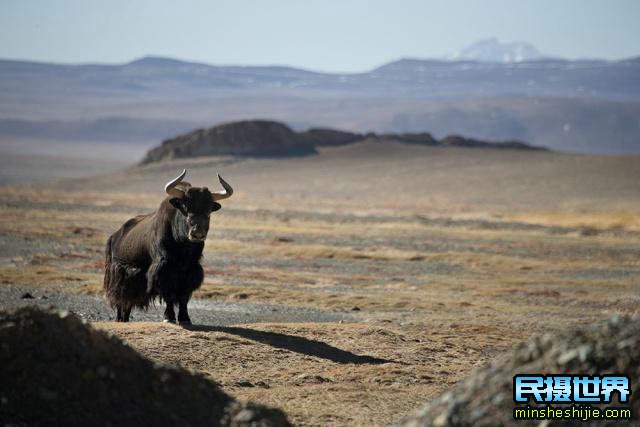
[211,174,233,201]
[165,169,191,198]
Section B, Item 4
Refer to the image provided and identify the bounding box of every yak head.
[164,169,233,242]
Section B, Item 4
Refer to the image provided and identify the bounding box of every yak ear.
[169,197,188,215]
[211,201,222,212]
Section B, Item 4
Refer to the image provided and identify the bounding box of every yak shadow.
[185,324,395,365]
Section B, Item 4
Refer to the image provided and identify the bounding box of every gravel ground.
[0,287,356,325]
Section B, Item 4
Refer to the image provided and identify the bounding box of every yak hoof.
[179,320,192,326]
[163,318,176,324]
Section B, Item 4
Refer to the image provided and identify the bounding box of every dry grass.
[0,266,98,289]
[507,210,640,232]
[208,238,426,262]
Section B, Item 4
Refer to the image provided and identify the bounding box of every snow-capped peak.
[451,38,546,63]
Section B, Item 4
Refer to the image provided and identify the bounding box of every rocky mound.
[141,120,314,164]
[297,127,364,147]
[139,120,543,165]
[401,316,640,427]
[440,134,541,150]
[0,307,290,426]
[384,132,439,146]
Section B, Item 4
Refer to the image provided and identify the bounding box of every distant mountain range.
[2,54,638,101]
[0,41,639,155]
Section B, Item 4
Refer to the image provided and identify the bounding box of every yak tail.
[103,235,113,294]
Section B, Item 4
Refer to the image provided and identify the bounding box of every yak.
[103,169,233,324]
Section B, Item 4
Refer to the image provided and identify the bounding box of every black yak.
[103,169,233,324]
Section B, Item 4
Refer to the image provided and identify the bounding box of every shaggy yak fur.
[103,171,231,324]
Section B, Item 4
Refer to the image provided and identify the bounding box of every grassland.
[1,143,639,425]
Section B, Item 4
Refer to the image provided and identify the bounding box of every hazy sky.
[1,0,638,72]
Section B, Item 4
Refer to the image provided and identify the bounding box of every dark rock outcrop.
[384,132,439,146]
[297,128,363,147]
[440,134,543,150]
[141,120,314,164]
[0,307,290,426]
[140,120,543,165]
[400,316,640,427]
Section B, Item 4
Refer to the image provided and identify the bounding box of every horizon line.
[0,53,638,76]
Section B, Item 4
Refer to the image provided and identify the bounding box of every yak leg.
[177,264,201,326]
[116,305,132,322]
[146,259,167,294]
[177,294,192,325]
[122,306,132,322]
[163,299,176,323]
[147,258,176,323]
